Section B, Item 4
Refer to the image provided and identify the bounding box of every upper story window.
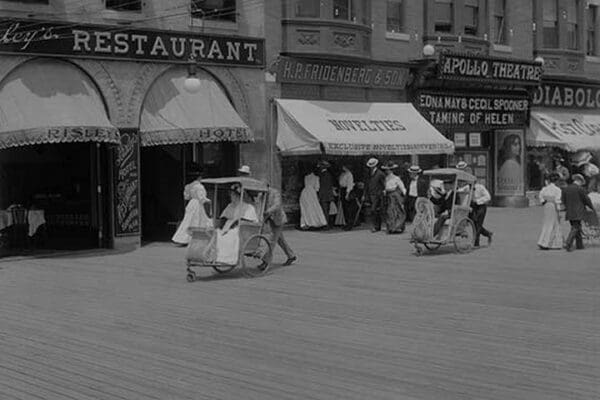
[566,0,580,50]
[386,0,404,33]
[542,0,559,48]
[587,4,598,55]
[434,0,453,33]
[464,0,479,36]
[1,0,49,3]
[106,0,142,12]
[333,0,355,21]
[191,0,236,22]
[295,0,320,18]
[492,0,507,44]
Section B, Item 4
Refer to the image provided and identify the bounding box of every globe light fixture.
[534,56,545,66]
[183,56,202,94]
[423,44,435,57]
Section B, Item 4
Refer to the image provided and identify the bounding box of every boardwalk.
[1,207,599,400]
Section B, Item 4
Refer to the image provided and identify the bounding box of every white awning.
[140,68,252,146]
[275,99,454,156]
[0,59,119,149]
[528,110,600,151]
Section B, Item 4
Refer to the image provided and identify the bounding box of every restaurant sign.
[533,82,600,109]
[276,56,408,88]
[439,53,542,86]
[0,18,264,67]
[417,91,530,130]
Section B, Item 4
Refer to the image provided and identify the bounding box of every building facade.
[0,0,268,255]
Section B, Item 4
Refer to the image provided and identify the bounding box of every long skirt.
[172,199,212,245]
[300,187,327,228]
[384,190,406,234]
[537,202,563,249]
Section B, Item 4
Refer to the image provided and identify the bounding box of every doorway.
[140,142,238,242]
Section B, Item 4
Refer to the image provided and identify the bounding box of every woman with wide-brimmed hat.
[299,164,327,230]
[381,160,407,234]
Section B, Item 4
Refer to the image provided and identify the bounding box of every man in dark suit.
[366,158,386,232]
[317,161,335,227]
[562,174,597,252]
[405,165,429,222]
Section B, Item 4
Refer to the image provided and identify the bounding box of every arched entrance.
[138,67,253,242]
[0,58,118,254]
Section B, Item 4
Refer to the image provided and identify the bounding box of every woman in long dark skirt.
[381,161,407,234]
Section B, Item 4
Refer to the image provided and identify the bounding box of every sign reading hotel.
[0,18,264,67]
[439,53,542,85]
[277,56,408,88]
[417,92,529,130]
[533,82,600,109]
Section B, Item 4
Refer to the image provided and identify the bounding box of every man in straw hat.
[562,173,597,251]
[405,165,428,222]
[366,158,385,232]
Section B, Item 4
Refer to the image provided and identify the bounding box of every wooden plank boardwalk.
[0,207,599,400]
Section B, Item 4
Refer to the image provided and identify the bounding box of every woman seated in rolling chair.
[429,180,455,238]
[206,184,258,264]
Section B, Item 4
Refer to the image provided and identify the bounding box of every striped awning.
[139,68,252,147]
[0,59,119,149]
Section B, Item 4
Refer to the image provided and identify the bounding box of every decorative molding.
[0,55,28,83]
[297,30,320,46]
[333,32,356,48]
[127,63,170,128]
[71,59,125,126]
[203,67,251,126]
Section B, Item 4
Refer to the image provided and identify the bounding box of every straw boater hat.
[456,161,468,170]
[366,158,379,168]
[572,174,586,184]
[238,165,251,175]
[571,151,593,166]
[381,160,398,170]
[408,165,422,174]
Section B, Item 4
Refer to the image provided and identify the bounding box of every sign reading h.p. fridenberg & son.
[0,18,264,67]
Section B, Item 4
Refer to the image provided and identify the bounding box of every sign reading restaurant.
[533,81,600,109]
[439,53,543,85]
[417,91,529,130]
[0,18,264,67]
[276,56,408,89]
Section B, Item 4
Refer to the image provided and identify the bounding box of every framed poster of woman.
[495,130,525,196]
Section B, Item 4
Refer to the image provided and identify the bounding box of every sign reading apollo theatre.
[0,18,264,67]
[439,53,542,85]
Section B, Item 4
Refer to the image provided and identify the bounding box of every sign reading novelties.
[417,91,530,130]
[532,81,600,109]
[276,56,408,88]
[0,18,264,67]
[439,53,543,85]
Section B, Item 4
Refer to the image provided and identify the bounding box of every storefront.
[0,18,265,254]
[273,55,453,219]
[527,80,600,203]
[413,53,542,207]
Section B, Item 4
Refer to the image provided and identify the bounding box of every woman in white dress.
[299,169,327,229]
[172,175,213,246]
[537,173,563,250]
[381,161,407,234]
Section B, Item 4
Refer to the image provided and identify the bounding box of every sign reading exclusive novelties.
[439,53,542,85]
[417,91,530,130]
[277,56,408,88]
[0,18,264,67]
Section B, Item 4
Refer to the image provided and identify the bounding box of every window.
[464,0,479,36]
[542,0,559,48]
[493,0,507,44]
[386,0,403,33]
[2,0,49,3]
[295,0,320,18]
[191,0,236,22]
[587,5,597,55]
[566,0,579,50]
[105,0,142,11]
[333,0,356,21]
[434,0,453,33]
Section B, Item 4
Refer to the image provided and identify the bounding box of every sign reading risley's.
[0,18,264,67]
